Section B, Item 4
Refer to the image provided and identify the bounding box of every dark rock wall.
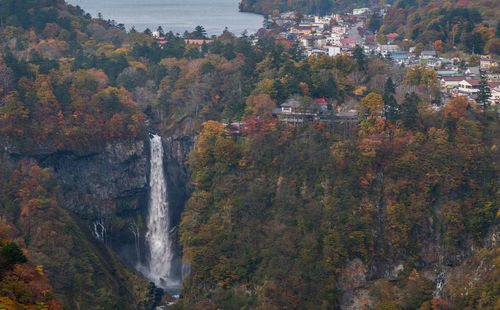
[38,135,194,273]
[162,135,194,281]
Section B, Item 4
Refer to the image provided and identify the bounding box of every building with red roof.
[314,98,327,105]
[184,39,214,46]
[340,38,356,47]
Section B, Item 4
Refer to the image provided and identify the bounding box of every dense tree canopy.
[0,0,498,309]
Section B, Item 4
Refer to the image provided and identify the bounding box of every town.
[270,7,499,106]
[152,6,500,113]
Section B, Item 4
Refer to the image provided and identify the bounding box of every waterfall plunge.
[145,134,177,289]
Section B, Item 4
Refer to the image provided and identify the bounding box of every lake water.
[66,0,264,36]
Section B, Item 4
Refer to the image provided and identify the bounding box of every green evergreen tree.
[401,92,420,129]
[157,26,164,36]
[383,77,399,121]
[353,45,366,70]
[368,13,383,32]
[0,242,27,268]
[384,77,396,94]
[476,70,491,110]
[193,26,207,39]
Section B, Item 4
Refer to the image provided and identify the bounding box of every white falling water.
[145,134,176,289]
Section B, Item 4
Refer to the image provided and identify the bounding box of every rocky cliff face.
[38,135,194,272]
[337,225,499,309]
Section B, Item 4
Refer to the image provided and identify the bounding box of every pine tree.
[384,77,396,94]
[194,26,207,39]
[476,70,491,110]
[383,77,399,121]
[401,92,420,129]
[157,26,164,36]
[353,45,366,70]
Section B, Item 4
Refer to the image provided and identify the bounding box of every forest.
[374,0,500,55]
[0,0,498,309]
[176,92,499,308]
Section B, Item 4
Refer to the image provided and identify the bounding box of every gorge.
[0,0,498,308]
[31,133,193,305]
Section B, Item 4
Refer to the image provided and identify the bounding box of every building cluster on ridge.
[149,7,500,107]
[270,8,500,105]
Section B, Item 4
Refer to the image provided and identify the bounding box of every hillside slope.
[0,0,498,309]
[175,99,499,308]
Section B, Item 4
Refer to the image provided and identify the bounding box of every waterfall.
[128,220,141,264]
[145,134,176,289]
[92,219,106,243]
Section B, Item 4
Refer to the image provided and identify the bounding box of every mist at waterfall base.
[136,134,187,294]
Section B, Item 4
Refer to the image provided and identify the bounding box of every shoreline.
[66,0,265,36]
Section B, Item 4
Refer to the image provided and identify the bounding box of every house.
[274,99,317,124]
[436,70,461,77]
[420,50,437,59]
[426,58,442,69]
[306,49,329,57]
[441,76,466,87]
[441,76,466,94]
[387,51,409,64]
[314,98,328,111]
[385,33,398,43]
[327,33,342,46]
[465,66,480,77]
[490,86,500,104]
[486,71,500,82]
[489,81,500,89]
[156,37,168,45]
[313,15,334,28]
[327,46,341,56]
[340,38,356,48]
[300,35,327,48]
[377,44,400,56]
[480,57,498,69]
[280,99,301,113]
[184,39,213,46]
[458,78,480,95]
[441,63,459,71]
[273,97,358,124]
[290,24,317,35]
[331,26,347,35]
[352,8,369,15]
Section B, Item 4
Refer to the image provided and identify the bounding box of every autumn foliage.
[180,95,499,309]
[0,226,62,310]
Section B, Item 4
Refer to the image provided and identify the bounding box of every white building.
[490,87,500,104]
[314,15,334,26]
[300,35,327,48]
[353,8,369,15]
[327,33,342,46]
[420,50,437,59]
[327,46,341,56]
[377,44,401,56]
[458,79,480,95]
[331,26,347,35]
